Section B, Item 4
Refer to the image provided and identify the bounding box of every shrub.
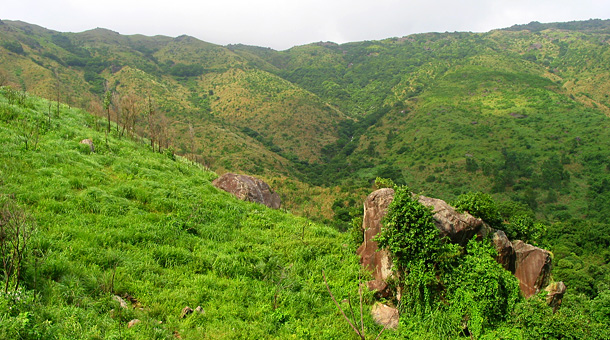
[452,192,503,228]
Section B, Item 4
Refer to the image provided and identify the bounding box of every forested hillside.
[2,19,610,220]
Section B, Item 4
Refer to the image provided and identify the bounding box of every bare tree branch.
[322,270,365,340]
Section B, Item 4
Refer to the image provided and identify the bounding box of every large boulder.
[357,188,490,296]
[417,195,490,246]
[212,173,281,209]
[492,230,516,273]
[356,188,395,297]
[513,240,552,298]
[357,188,555,300]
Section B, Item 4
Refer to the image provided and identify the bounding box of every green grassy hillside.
[0,88,378,339]
[0,20,344,177]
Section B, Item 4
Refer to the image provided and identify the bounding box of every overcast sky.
[3,0,610,50]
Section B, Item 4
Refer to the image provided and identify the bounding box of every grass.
[0,88,391,339]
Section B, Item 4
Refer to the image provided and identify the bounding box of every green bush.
[453,192,503,228]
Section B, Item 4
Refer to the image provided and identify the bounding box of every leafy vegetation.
[0,89,391,339]
[376,185,609,339]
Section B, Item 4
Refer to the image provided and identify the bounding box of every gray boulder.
[212,173,281,209]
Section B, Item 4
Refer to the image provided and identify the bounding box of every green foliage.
[504,214,546,246]
[376,186,442,272]
[376,186,449,317]
[453,192,546,244]
[84,71,106,95]
[506,294,610,340]
[444,239,521,338]
[453,192,503,228]
[169,63,205,78]
[2,41,25,55]
[374,177,395,189]
[0,290,53,339]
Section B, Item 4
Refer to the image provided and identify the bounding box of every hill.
[229,20,610,223]
[0,87,372,338]
[3,19,610,222]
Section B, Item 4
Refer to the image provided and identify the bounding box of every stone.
[371,303,399,329]
[545,281,567,313]
[112,295,128,309]
[180,306,194,319]
[513,240,552,298]
[418,195,490,246]
[79,139,95,152]
[367,279,392,299]
[212,173,281,209]
[127,319,140,328]
[492,230,516,273]
[357,188,395,285]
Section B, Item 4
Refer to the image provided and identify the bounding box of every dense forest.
[1,18,610,338]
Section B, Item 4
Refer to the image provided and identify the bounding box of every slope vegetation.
[0,88,372,339]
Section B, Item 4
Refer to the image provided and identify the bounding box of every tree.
[119,92,140,138]
[103,89,112,136]
[145,95,158,151]
[0,195,35,293]
[0,69,8,87]
[54,68,61,117]
[444,239,521,338]
[376,186,442,272]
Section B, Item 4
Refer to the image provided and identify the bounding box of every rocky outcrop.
[545,281,567,313]
[180,306,194,318]
[371,303,399,329]
[356,188,395,298]
[212,173,281,209]
[357,188,490,297]
[113,295,128,309]
[357,188,556,302]
[417,195,490,246]
[513,240,552,298]
[492,230,516,273]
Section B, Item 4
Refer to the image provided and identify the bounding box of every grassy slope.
[0,20,344,166]
[0,20,352,219]
[0,89,386,339]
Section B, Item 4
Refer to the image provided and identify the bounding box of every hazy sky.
[3,0,610,50]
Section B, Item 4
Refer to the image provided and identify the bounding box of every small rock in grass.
[180,306,194,318]
[127,319,140,328]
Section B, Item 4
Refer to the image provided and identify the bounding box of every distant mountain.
[2,19,610,223]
